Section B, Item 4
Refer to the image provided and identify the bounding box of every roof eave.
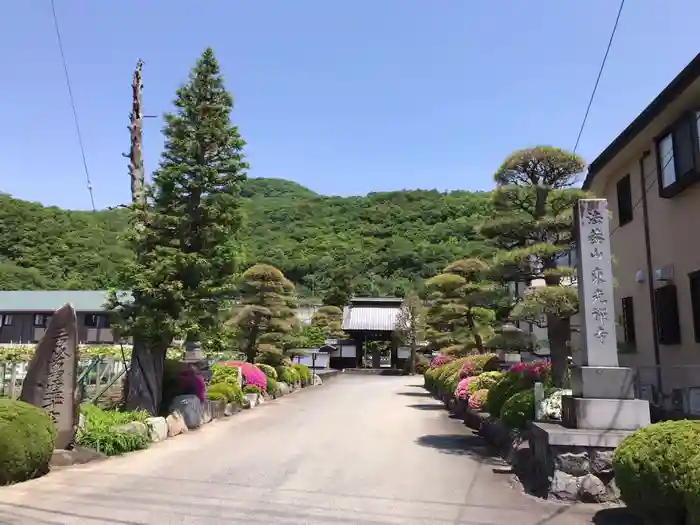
[584,52,700,190]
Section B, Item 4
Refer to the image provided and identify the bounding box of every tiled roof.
[0,290,131,313]
[342,305,402,332]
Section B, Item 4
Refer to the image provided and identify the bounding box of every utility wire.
[572,0,626,154]
[50,0,96,211]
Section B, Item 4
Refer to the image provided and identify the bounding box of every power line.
[572,0,626,154]
[50,0,96,211]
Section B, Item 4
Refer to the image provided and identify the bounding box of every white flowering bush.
[539,389,572,420]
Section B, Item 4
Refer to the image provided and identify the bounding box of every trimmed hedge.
[468,371,503,394]
[0,399,56,485]
[500,389,535,430]
[256,363,278,380]
[293,364,312,386]
[613,420,700,524]
[206,382,244,405]
[487,373,521,418]
[276,365,299,385]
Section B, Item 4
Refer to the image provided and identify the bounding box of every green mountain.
[0,178,495,297]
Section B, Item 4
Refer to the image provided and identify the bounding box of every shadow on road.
[415,433,499,461]
[592,507,641,525]
[407,403,446,411]
[397,391,431,397]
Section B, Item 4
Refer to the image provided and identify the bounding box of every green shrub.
[465,353,500,375]
[210,363,240,385]
[256,363,278,380]
[684,453,700,524]
[613,420,700,524]
[243,385,262,394]
[293,364,312,385]
[499,389,535,430]
[0,399,56,485]
[276,365,297,385]
[487,373,521,418]
[206,382,244,405]
[76,404,149,457]
[468,371,503,394]
[403,354,429,374]
[266,376,281,396]
[435,358,467,393]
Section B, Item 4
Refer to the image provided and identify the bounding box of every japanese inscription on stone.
[20,303,79,449]
[574,199,619,367]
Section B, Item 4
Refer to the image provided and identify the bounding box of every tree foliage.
[231,264,298,363]
[393,291,426,374]
[108,48,248,413]
[482,146,587,386]
[310,305,346,340]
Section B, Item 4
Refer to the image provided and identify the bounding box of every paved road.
[0,375,628,524]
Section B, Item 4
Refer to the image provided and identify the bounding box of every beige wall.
[589,78,700,396]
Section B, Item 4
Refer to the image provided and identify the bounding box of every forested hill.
[0,178,495,297]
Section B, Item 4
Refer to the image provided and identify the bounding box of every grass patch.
[76,404,150,456]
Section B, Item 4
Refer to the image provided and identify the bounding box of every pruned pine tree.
[311,305,346,341]
[425,259,498,356]
[232,264,298,363]
[110,48,248,414]
[481,146,587,387]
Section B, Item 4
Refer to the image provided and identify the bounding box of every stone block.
[571,366,635,399]
[313,374,322,386]
[555,451,590,477]
[166,410,188,437]
[278,382,291,395]
[550,471,579,500]
[209,400,226,419]
[567,397,650,431]
[590,449,614,476]
[115,421,149,438]
[50,446,106,467]
[244,393,258,408]
[530,421,635,448]
[578,473,607,503]
[145,417,168,442]
[169,395,203,429]
[224,403,241,416]
[201,401,212,424]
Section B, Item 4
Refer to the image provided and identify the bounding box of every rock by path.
[0,376,634,524]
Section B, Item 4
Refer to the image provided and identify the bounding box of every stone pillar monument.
[20,303,79,449]
[563,199,650,430]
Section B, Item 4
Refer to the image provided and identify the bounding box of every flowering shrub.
[430,354,454,368]
[459,362,475,379]
[500,389,535,430]
[219,361,267,391]
[468,389,489,410]
[468,371,503,394]
[177,366,206,402]
[508,361,552,386]
[540,389,571,420]
[455,377,476,400]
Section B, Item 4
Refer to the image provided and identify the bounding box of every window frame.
[654,284,682,345]
[0,314,14,326]
[616,174,633,226]
[33,314,50,327]
[621,296,636,344]
[655,111,700,199]
[84,313,99,328]
[689,270,700,343]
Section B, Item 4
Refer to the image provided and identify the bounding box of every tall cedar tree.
[481,146,586,386]
[232,264,298,363]
[425,259,498,355]
[111,48,248,414]
[393,291,426,374]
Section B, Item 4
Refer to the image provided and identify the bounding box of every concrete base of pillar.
[570,366,635,399]
[562,396,650,431]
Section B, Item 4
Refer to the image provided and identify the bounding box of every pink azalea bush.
[177,365,206,402]
[220,361,267,391]
[455,377,476,400]
[508,361,552,386]
[468,388,489,411]
[430,354,454,369]
[458,361,475,379]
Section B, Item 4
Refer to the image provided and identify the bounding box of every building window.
[690,270,700,343]
[33,314,50,327]
[1,314,14,326]
[85,314,99,328]
[621,296,636,344]
[616,174,633,226]
[654,284,681,345]
[656,112,700,198]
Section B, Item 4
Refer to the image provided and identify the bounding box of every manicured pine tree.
[311,305,346,341]
[425,259,498,355]
[232,264,298,363]
[111,48,248,414]
[481,146,586,387]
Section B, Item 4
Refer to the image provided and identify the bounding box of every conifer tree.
[232,264,298,363]
[110,48,248,413]
[425,259,498,355]
[311,305,346,340]
[481,146,586,386]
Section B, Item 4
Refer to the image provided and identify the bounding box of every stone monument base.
[528,422,634,503]
[562,396,650,431]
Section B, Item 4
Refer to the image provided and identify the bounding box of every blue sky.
[1,1,698,210]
